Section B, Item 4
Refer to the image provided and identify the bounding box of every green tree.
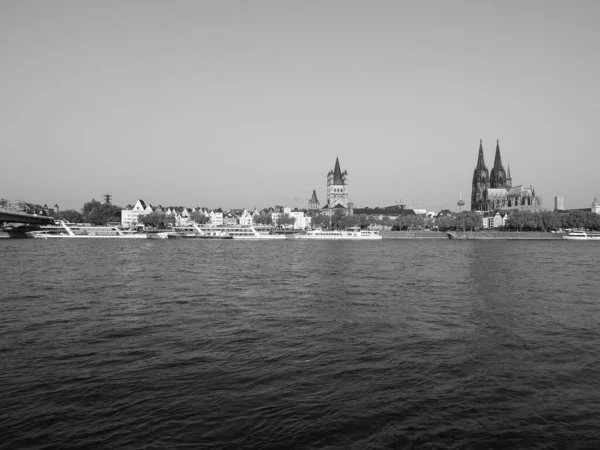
[254,212,273,225]
[354,214,370,229]
[311,214,331,229]
[81,199,102,221]
[330,210,347,229]
[87,204,122,225]
[276,213,296,228]
[138,212,175,228]
[189,211,210,224]
[58,209,84,223]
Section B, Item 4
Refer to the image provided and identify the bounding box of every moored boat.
[228,226,286,239]
[562,230,600,240]
[295,227,381,240]
[28,221,148,239]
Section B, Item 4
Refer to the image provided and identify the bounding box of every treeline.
[54,199,122,225]
[436,210,600,232]
[504,210,600,231]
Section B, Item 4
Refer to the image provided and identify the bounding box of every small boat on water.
[295,227,381,240]
[29,221,148,239]
[562,230,600,240]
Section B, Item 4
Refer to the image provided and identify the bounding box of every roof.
[309,189,319,204]
[487,188,508,197]
[333,157,344,185]
[353,206,416,216]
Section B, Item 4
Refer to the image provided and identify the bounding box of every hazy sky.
[1,0,599,211]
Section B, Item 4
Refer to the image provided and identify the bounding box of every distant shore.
[382,230,565,240]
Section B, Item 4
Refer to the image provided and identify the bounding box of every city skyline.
[1,1,599,211]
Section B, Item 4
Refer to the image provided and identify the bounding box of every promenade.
[382,230,565,240]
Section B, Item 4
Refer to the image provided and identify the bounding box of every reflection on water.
[1,239,600,449]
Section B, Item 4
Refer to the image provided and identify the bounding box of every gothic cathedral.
[471,140,538,211]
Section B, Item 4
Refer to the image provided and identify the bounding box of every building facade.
[592,197,600,214]
[121,199,153,227]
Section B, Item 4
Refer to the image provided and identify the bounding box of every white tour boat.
[562,230,600,240]
[157,224,233,239]
[29,221,148,239]
[295,227,382,240]
[226,226,286,240]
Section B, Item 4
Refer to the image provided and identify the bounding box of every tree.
[87,204,122,225]
[254,212,273,225]
[189,211,210,224]
[82,199,102,221]
[311,214,331,229]
[330,210,347,229]
[58,209,83,223]
[435,214,456,231]
[276,213,296,228]
[137,212,175,228]
[354,214,370,229]
[455,211,481,231]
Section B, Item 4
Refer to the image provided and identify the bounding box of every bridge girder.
[0,211,55,225]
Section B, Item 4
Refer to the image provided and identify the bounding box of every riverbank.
[383,230,565,240]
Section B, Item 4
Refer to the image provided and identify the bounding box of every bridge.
[0,209,55,225]
[0,200,56,226]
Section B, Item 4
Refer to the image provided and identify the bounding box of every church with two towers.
[471,140,538,211]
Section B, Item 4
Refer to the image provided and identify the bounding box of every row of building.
[121,201,313,229]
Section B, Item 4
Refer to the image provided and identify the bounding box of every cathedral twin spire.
[471,139,509,210]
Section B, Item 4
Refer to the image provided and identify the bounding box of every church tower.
[471,140,490,211]
[327,157,348,208]
[490,140,507,188]
[308,189,320,211]
[592,197,600,215]
[506,163,512,189]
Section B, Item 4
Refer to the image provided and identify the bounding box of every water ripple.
[1,239,600,448]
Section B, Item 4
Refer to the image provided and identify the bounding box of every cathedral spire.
[493,139,504,171]
[333,157,344,185]
[472,139,490,211]
[490,139,507,189]
[476,139,487,170]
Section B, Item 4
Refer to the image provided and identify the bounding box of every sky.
[1,0,599,212]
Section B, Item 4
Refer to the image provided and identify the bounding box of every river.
[1,239,599,449]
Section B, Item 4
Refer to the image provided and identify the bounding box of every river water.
[1,239,599,449]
